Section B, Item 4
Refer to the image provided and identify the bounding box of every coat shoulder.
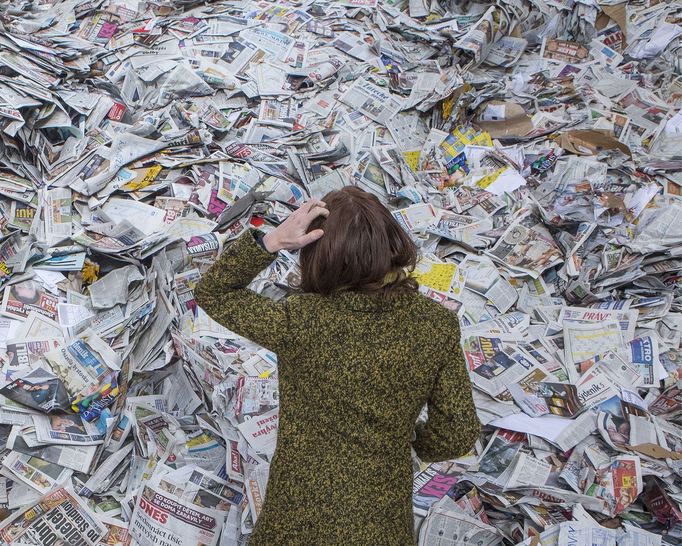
[411,292,461,327]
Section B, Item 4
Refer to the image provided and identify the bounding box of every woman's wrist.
[262,231,281,253]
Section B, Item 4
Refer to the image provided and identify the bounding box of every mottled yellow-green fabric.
[194,230,480,546]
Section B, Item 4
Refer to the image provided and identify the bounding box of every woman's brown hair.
[298,186,418,295]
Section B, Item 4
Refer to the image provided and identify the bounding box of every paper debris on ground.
[0,0,679,544]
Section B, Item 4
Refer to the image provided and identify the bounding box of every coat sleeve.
[413,324,481,462]
[194,229,293,354]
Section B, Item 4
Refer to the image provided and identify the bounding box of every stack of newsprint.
[0,0,679,544]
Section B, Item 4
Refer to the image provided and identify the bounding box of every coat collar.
[327,290,415,312]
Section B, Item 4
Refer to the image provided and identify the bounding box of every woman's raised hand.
[262,199,329,253]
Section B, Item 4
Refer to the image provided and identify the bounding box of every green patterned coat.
[194,230,480,546]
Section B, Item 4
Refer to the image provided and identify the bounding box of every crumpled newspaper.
[0,0,679,544]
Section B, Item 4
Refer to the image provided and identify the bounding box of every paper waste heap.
[0,0,679,544]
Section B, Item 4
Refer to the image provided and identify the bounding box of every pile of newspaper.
[0,0,679,544]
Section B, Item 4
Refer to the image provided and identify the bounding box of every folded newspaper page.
[0,487,106,545]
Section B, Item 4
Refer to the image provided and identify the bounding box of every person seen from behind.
[194,185,481,545]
